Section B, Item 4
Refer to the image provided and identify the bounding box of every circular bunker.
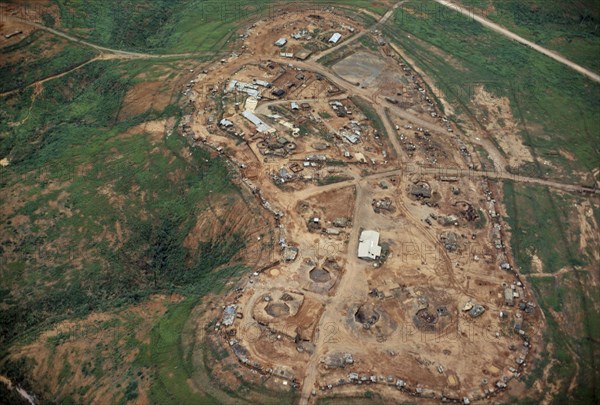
[265,302,291,317]
[309,267,331,283]
[413,308,439,331]
[252,290,305,324]
[355,304,380,327]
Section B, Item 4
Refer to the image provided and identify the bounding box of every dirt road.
[433,0,600,83]
[0,54,120,97]
[6,6,595,198]
[7,16,220,60]
[11,7,592,196]
[405,166,600,195]
[263,56,597,195]
[254,98,331,115]
[311,0,407,62]
[294,163,599,207]
[298,183,369,405]
[526,266,575,278]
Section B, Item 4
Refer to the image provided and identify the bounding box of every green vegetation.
[50,0,384,54]
[380,3,599,401]
[384,5,600,403]
[460,0,600,72]
[325,160,349,167]
[0,8,286,400]
[317,42,357,66]
[350,96,388,138]
[503,182,599,402]
[0,56,246,348]
[384,0,600,182]
[1,1,597,404]
[358,34,380,51]
[140,299,217,404]
[54,0,238,53]
[0,31,97,93]
[474,145,495,171]
[317,175,354,186]
[527,272,600,403]
[134,294,299,405]
[317,393,387,404]
[502,182,585,274]
[474,208,487,229]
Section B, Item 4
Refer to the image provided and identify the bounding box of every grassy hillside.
[0,30,97,93]
[0,21,277,402]
[458,0,600,73]
[502,182,585,274]
[385,0,600,183]
[503,182,600,403]
[50,0,389,53]
[0,55,249,342]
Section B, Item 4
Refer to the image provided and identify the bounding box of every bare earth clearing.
[174,7,560,405]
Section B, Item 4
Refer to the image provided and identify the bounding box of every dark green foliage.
[120,380,139,404]
[0,59,245,350]
[55,0,184,51]
[51,0,385,53]
[0,34,97,93]
[42,13,56,27]
[384,0,600,181]
[0,383,31,405]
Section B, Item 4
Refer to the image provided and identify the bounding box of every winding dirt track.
[0,54,116,97]
[433,0,600,83]
[6,16,220,59]
[311,0,407,61]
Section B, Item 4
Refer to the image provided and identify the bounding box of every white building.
[253,79,272,88]
[358,230,382,260]
[274,38,287,47]
[242,111,275,133]
[219,119,233,127]
[329,33,342,44]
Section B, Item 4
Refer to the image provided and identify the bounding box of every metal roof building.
[253,79,272,88]
[358,230,382,260]
[343,132,360,144]
[242,110,275,133]
[329,32,342,44]
[274,38,287,47]
[222,304,237,326]
[226,80,238,92]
